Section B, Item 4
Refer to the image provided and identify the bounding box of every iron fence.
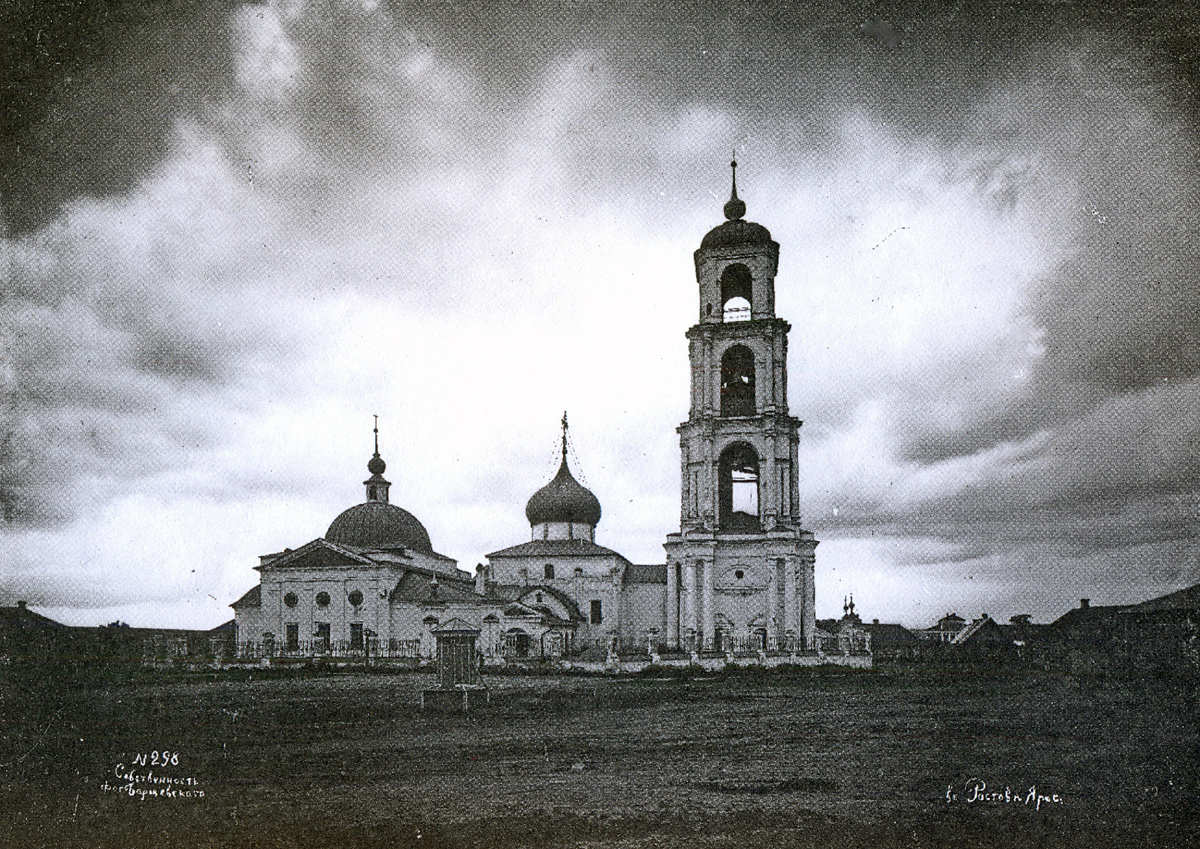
[227,638,422,660]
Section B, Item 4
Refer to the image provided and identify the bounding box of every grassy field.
[1,665,1197,848]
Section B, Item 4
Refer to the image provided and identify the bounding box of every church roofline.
[256,538,381,571]
[485,539,630,561]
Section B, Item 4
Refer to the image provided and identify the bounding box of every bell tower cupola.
[695,155,780,325]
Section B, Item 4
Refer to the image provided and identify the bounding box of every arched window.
[718,442,760,531]
[544,563,555,580]
[720,264,752,322]
[720,345,756,417]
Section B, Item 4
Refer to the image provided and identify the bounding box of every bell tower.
[663,158,817,653]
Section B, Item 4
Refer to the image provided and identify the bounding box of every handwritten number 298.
[133,751,179,766]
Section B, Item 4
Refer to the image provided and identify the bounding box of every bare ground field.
[1,665,1197,848]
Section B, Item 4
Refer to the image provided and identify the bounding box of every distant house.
[914,613,968,643]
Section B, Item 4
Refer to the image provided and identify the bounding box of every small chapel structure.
[231,163,831,664]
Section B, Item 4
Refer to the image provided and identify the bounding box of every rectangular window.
[590,600,603,625]
[315,622,330,652]
[544,563,555,580]
[350,623,364,651]
[285,623,299,652]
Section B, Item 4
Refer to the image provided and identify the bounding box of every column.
[683,561,697,647]
[774,332,785,408]
[666,561,680,649]
[700,340,710,417]
[680,446,690,525]
[784,559,797,650]
[763,435,777,529]
[709,459,720,527]
[792,560,806,644]
[803,559,816,645]
[701,559,715,650]
[610,569,623,642]
[766,562,779,644]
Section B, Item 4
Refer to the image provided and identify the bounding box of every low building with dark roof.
[863,620,923,661]
[1041,591,1200,674]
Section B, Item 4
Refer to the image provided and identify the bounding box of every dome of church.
[700,218,773,250]
[526,459,602,527]
[326,501,433,553]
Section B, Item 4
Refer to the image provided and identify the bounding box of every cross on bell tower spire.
[724,151,746,221]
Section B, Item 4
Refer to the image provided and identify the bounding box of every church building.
[231,163,822,661]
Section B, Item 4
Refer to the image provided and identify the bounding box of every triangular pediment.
[259,538,378,571]
[502,601,543,618]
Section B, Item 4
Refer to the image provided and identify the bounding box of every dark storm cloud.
[827,373,1200,563]
[0,0,237,234]
[868,38,1200,568]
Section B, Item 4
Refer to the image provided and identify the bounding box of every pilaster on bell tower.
[663,157,817,654]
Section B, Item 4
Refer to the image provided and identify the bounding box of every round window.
[348,590,363,607]
[315,591,330,608]
[735,570,744,580]
[283,592,298,608]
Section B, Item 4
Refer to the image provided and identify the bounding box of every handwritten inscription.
[946,779,1063,811]
[132,751,179,767]
[101,755,205,800]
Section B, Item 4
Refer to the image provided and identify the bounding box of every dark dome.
[526,459,602,526]
[699,218,774,250]
[326,501,432,553]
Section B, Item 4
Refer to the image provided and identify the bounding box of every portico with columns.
[663,159,818,653]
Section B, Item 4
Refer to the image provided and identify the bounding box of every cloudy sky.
[2,0,1198,629]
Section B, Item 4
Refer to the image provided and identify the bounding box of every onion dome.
[326,501,432,552]
[526,412,602,527]
[525,458,602,526]
[700,155,773,249]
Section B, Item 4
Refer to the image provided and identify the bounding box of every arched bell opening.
[720,264,753,322]
[718,442,760,531]
[720,345,756,417]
